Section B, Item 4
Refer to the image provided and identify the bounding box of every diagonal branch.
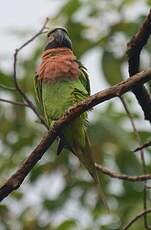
[135,140,151,152]
[127,9,151,122]
[123,209,151,230]
[0,69,151,201]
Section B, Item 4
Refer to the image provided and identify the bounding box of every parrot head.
[38,27,78,81]
[45,27,72,50]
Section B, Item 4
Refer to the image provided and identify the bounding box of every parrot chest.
[37,48,79,82]
[42,78,87,122]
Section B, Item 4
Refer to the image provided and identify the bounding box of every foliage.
[0,0,151,229]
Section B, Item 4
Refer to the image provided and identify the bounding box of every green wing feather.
[79,65,90,96]
[34,74,45,116]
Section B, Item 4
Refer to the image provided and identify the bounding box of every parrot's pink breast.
[37,48,79,82]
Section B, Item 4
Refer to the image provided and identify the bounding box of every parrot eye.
[47,34,55,43]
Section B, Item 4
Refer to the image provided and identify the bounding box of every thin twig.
[122,209,151,230]
[127,9,151,122]
[95,163,151,181]
[120,96,150,229]
[0,98,29,107]
[0,84,16,91]
[135,140,151,152]
[0,69,151,201]
[13,18,49,129]
[16,20,49,52]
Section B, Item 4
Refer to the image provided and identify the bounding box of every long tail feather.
[72,133,109,211]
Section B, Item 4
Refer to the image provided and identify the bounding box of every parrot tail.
[72,133,109,212]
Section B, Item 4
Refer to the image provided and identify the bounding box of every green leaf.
[56,219,76,230]
[29,165,43,183]
[110,21,138,37]
[43,189,69,212]
[58,0,80,17]
[102,51,123,85]
[0,204,9,218]
[11,191,23,200]
[147,0,151,5]
[121,0,138,6]
[0,71,14,89]
[67,21,94,58]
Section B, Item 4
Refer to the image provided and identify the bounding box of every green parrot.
[35,27,108,209]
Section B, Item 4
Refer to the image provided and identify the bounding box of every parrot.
[35,27,108,209]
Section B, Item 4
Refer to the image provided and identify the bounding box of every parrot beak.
[54,29,66,46]
[45,27,72,50]
[54,28,72,49]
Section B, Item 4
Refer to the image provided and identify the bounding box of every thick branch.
[95,163,151,181]
[127,12,151,227]
[127,9,151,122]
[0,69,151,201]
[119,97,151,229]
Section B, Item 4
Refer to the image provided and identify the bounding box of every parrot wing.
[79,65,90,96]
[34,74,45,117]
[56,65,90,156]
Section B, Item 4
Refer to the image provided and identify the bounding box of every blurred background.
[0,0,151,229]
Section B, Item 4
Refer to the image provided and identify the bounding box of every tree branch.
[0,98,29,107]
[12,18,49,129]
[0,69,151,201]
[127,9,151,123]
[135,140,151,152]
[95,163,151,181]
[123,209,151,230]
[0,84,16,91]
[127,10,151,228]
[120,96,151,229]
